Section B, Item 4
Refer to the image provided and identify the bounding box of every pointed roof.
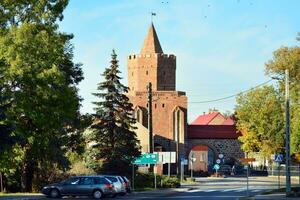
[141,23,163,54]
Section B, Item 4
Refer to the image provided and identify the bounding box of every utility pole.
[285,69,291,196]
[147,82,153,153]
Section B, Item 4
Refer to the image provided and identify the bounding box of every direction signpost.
[132,153,159,190]
[239,157,255,197]
[274,154,283,189]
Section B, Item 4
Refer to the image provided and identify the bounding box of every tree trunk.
[24,162,35,192]
[0,172,3,192]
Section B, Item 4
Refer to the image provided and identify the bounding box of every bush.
[161,176,180,188]
[134,173,180,189]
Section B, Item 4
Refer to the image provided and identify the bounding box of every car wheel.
[93,190,103,199]
[49,189,60,198]
[120,192,126,196]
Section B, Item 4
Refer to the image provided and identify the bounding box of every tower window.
[146,70,148,75]
[162,103,165,108]
[155,104,157,109]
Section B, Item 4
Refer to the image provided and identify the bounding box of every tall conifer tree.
[88,50,140,175]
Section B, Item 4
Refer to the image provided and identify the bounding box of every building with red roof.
[186,112,244,173]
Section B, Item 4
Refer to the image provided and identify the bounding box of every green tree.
[0,0,83,192]
[87,50,140,175]
[265,35,300,153]
[235,86,284,159]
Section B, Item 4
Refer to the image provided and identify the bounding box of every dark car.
[120,176,131,193]
[41,175,115,199]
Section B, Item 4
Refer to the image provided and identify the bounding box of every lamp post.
[285,69,291,196]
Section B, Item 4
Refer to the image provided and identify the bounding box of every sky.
[59,0,300,122]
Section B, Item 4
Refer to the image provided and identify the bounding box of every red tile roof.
[187,125,241,139]
[222,117,235,125]
[191,112,220,125]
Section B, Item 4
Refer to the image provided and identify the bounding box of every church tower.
[128,23,176,92]
[127,23,187,170]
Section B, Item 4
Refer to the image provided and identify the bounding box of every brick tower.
[127,23,187,171]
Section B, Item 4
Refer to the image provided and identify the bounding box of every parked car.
[41,175,115,199]
[120,176,131,193]
[104,175,127,196]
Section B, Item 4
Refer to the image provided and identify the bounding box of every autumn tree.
[265,34,300,153]
[235,86,284,159]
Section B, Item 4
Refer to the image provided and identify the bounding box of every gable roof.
[141,23,163,54]
[191,112,221,125]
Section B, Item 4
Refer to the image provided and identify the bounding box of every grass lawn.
[0,192,41,196]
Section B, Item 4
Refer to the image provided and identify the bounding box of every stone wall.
[186,139,244,161]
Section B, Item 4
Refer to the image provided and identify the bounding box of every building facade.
[127,23,244,174]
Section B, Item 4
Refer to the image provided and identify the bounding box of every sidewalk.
[242,193,300,200]
[130,187,189,197]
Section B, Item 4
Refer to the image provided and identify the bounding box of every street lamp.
[271,69,291,196]
[285,69,291,196]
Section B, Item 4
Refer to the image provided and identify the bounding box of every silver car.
[104,175,127,196]
[41,175,115,199]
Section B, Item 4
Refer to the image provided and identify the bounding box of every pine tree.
[88,50,140,175]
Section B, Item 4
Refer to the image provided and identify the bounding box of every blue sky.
[59,0,300,122]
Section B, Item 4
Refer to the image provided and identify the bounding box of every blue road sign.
[274,154,283,162]
[213,164,220,170]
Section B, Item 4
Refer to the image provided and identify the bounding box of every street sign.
[240,158,256,163]
[133,153,158,165]
[213,164,220,170]
[274,154,283,162]
[182,159,188,165]
[157,152,176,164]
[216,159,221,164]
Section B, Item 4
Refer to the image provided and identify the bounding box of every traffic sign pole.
[132,164,135,191]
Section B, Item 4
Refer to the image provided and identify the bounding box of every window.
[146,70,148,75]
[63,177,80,185]
[105,176,118,183]
[200,153,205,161]
[162,103,165,108]
[155,104,157,109]
[132,72,134,76]
[94,177,108,184]
[80,177,94,185]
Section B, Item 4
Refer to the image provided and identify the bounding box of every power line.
[188,79,274,104]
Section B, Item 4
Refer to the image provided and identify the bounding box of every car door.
[78,177,95,195]
[60,177,81,195]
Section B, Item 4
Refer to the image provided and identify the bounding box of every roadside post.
[132,164,135,191]
[154,165,157,189]
[190,152,196,179]
[132,153,159,189]
[240,157,256,197]
[246,165,249,197]
[213,164,220,176]
[274,154,283,189]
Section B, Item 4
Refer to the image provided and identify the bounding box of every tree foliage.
[265,35,300,153]
[235,86,284,158]
[0,0,84,192]
[87,50,140,175]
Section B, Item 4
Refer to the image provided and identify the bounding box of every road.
[1,176,299,200]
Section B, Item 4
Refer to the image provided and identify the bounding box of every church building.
[127,23,244,174]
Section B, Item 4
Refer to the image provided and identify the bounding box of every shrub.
[161,176,180,188]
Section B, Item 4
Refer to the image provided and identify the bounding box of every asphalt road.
[1,176,298,200]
